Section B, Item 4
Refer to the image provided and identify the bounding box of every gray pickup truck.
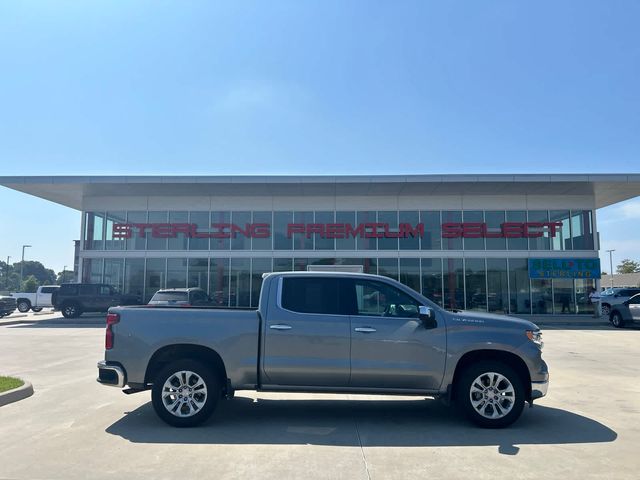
[97,272,548,428]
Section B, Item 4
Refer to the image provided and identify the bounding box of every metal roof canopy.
[1,174,639,210]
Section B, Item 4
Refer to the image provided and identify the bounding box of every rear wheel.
[151,359,221,427]
[601,304,611,316]
[61,302,82,318]
[611,311,625,328]
[17,300,31,313]
[31,307,43,312]
[456,360,525,428]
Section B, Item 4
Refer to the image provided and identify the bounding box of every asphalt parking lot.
[0,316,639,480]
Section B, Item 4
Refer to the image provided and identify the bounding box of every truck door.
[262,276,351,387]
[347,278,447,390]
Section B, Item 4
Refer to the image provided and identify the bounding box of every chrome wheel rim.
[612,314,621,326]
[161,370,208,418]
[601,305,610,316]
[18,302,30,312]
[469,372,515,419]
[64,306,75,316]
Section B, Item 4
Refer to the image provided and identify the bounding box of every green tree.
[21,275,40,293]
[12,261,56,285]
[616,259,640,274]
[56,270,74,284]
[0,262,20,292]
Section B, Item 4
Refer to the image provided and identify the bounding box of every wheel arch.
[450,349,532,402]
[145,344,228,389]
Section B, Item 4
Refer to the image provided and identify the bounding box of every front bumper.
[97,360,126,388]
[531,380,549,400]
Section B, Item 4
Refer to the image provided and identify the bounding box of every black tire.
[61,302,82,318]
[151,359,221,428]
[17,300,31,313]
[611,311,625,328]
[31,307,43,312]
[455,360,525,428]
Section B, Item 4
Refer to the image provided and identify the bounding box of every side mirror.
[419,306,437,329]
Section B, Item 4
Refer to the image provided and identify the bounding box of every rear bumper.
[531,380,549,400]
[97,360,126,388]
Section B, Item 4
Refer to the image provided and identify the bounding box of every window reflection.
[421,258,443,306]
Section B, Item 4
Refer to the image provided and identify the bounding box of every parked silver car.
[599,287,640,316]
[608,293,640,328]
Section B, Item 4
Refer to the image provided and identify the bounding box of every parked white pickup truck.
[12,285,59,312]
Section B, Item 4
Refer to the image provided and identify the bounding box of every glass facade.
[83,209,595,252]
[81,255,596,312]
[80,208,598,313]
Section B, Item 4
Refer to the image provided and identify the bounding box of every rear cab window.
[281,277,343,315]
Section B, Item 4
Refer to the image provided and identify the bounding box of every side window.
[354,280,419,318]
[41,287,56,294]
[281,277,342,315]
[98,286,111,296]
[61,285,78,295]
[79,285,95,295]
[628,295,640,305]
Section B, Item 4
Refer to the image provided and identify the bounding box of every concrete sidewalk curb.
[0,319,34,327]
[0,381,34,407]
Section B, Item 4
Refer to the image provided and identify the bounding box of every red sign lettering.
[441,222,562,239]
[111,221,559,241]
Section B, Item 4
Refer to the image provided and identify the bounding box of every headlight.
[526,330,543,349]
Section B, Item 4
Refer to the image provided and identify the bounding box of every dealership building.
[2,174,640,315]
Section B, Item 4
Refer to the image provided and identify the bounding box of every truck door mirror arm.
[419,306,438,329]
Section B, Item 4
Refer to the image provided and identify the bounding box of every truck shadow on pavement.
[106,396,617,452]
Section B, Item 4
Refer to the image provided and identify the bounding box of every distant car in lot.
[608,293,640,328]
[52,283,140,318]
[0,295,17,318]
[599,288,640,316]
[148,288,214,307]
[11,285,59,313]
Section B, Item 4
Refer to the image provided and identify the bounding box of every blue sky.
[0,1,639,274]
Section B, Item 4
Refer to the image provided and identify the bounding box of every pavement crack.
[354,418,372,480]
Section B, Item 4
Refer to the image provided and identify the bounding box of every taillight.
[105,313,120,350]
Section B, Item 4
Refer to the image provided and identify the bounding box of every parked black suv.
[52,283,140,318]
[0,295,17,318]
[148,288,214,306]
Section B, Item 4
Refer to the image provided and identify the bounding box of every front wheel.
[456,361,525,428]
[17,300,31,313]
[611,311,625,328]
[151,360,221,427]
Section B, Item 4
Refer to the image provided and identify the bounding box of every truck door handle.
[269,324,292,330]
[354,327,377,333]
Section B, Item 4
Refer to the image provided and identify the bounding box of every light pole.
[20,245,32,286]
[3,256,9,285]
[606,249,615,288]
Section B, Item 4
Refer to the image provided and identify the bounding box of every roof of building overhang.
[1,174,639,210]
